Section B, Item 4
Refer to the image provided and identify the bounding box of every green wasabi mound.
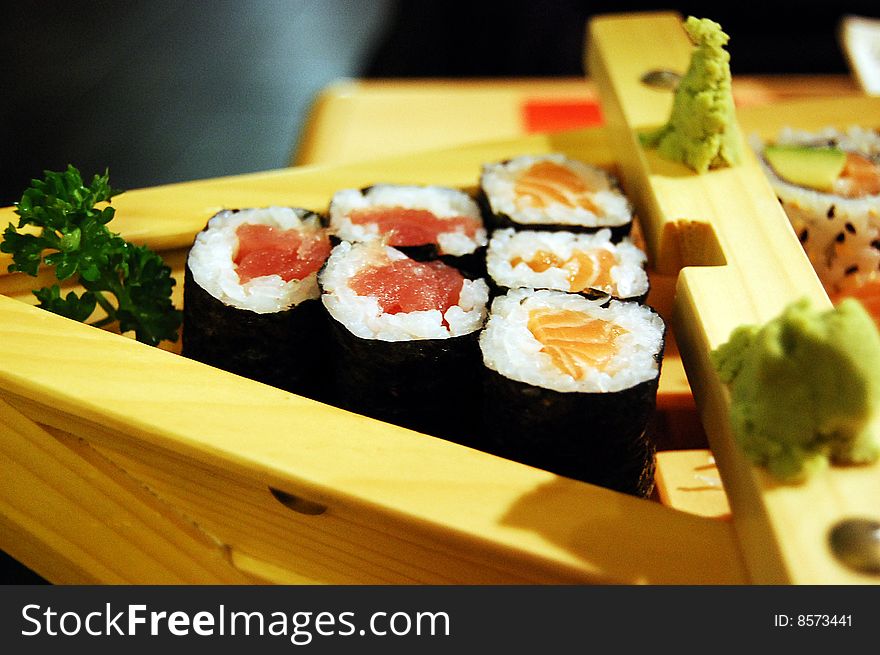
[640,16,742,174]
[710,298,880,482]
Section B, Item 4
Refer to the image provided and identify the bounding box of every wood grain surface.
[588,11,880,583]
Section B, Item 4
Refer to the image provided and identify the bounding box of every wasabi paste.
[640,16,742,173]
[711,299,880,482]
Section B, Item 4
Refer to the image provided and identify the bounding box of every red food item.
[521,98,604,133]
[527,308,626,379]
[348,207,478,247]
[835,153,880,198]
[513,160,599,213]
[832,279,880,330]
[234,223,330,283]
[350,258,465,316]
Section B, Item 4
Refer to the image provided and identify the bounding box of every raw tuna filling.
[234,223,330,283]
[348,207,479,247]
[350,258,465,316]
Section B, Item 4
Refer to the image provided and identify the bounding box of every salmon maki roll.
[329,184,487,278]
[319,240,489,444]
[479,289,665,496]
[479,153,633,238]
[183,207,332,399]
[486,227,649,302]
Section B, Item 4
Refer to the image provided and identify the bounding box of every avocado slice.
[764,144,847,191]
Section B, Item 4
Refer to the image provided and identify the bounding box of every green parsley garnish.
[1,165,181,346]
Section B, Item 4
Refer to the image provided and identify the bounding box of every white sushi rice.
[187,207,324,314]
[486,228,649,298]
[752,127,880,293]
[480,153,632,227]
[320,240,489,341]
[480,289,664,393]
[328,184,487,257]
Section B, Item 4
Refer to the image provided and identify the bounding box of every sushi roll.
[753,126,880,294]
[479,153,633,239]
[479,289,666,496]
[183,207,332,399]
[319,240,490,443]
[328,184,488,278]
[486,227,649,302]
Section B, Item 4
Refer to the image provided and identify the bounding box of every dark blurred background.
[3,1,879,208]
[1,0,879,583]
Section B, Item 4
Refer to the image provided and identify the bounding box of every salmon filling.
[527,308,627,379]
[348,207,479,247]
[834,153,880,198]
[511,248,616,292]
[350,259,465,316]
[514,161,600,213]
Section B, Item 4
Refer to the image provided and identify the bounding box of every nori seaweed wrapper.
[326,313,483,448]
[481,368,660,496]
[396,244,488,281]
[182,263,331,402]
[476,187,633,242]
[485,276,649,305]
[326,237,487,281]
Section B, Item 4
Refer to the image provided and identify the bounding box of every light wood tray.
[1,12,878,584]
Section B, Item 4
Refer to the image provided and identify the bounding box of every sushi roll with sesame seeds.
[183,207,332,400]
[486,227,649,302]
[752,127,880,294]
[479,153,634,239]
[479,289,666,496]
[328,184,488,278]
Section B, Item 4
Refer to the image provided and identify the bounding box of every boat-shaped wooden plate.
[1,12,878,584]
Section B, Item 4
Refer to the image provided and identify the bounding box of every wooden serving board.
[0,12,878,584]
[0,127,739,584]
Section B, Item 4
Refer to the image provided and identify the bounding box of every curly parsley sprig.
[1,165,182,346]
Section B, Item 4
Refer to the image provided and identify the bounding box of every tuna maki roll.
[480,289,665,496]
[753,126,880,294]
[486,227,649,302]
[183,207,332,400]
[319,240,489,444]
[479,153,633,239]
[329,184,487,278]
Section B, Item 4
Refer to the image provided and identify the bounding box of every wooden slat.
[0,130,612,270]
[87,439,569,584]
[295,78,602,166]
[293,76,860,167]
[588,11,880,583]
[0,396,255,584]
[654,450,731,520]
[0,295,747,584]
